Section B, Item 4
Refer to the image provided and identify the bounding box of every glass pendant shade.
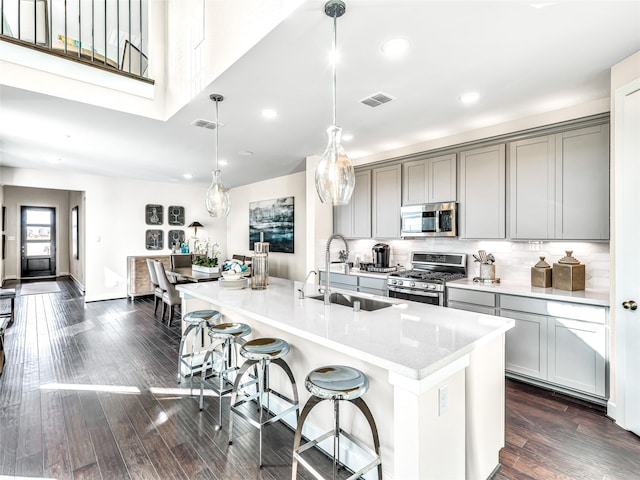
[205,169,231,217]
[315,125,355,206]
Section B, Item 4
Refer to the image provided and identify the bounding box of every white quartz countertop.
[177,277,513,381]
[447,278,610,307]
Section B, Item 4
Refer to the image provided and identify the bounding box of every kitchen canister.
[251,233,269,290]
[531,256,552,288]
[552,251,585,291]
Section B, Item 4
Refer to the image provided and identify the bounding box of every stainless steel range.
[387,252,467,306]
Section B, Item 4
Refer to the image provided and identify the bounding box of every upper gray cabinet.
[459,144,506,239]
[372,164,402,238]
[334,169,372,238]
[509,124,609,240]
[402,153,457,205]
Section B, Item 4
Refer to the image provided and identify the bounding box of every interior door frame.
[19,204,58,279]
[613,75,640,436]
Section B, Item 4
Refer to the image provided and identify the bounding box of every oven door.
[388,286,442,306]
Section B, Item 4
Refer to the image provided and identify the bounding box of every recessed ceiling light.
[238,150,254,156]
[381,38,409,58]
[459,92,480,105]
[218,160,228,166]
[342,133,354,141]
[183,173,193,180]
[262,109,278,120]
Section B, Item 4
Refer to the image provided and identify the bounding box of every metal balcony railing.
[1,0,151,81]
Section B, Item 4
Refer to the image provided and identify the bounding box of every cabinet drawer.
[319,272,358,286]
[359,276,387,290]
[499,295,606,324]
[447,288,496,307]
[358,287,388,297]
[447,301,496,315]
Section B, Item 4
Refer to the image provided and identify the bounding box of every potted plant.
[192,239,221,273]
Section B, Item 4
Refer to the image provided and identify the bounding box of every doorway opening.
[20,206,56,278]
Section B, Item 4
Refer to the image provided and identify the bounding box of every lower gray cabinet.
[318,272,388,296]
[501,309,548,380]
[447,287,608,401]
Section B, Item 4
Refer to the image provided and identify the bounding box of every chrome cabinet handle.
[622,300,638,311]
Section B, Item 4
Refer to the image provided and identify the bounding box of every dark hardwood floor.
[1,278,639,479]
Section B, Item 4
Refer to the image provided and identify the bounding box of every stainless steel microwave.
[400,202,458,237]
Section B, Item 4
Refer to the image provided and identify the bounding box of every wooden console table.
[126,255,171,300]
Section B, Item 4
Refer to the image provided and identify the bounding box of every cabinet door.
[459,144,506,239]
[333,169,371,238]
[555,124,610,240]
[428,153,457,203]
[502,310,548,380]
[372,164,402,238]
[402,159,427,205]
[548,317,606,396]
[352,170,372,238]
[509,136,555,239]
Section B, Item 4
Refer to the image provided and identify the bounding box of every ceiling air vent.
[359,91,396,108]
[191,119,223,130]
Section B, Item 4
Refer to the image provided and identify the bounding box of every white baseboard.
[69,275,85,294]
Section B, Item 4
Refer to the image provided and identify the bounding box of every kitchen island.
[177,277,514,480]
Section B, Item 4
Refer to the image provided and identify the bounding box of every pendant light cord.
[215,98,220,171]
[332,13,337,128]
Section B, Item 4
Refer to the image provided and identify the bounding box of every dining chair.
[153,260,181,326]
[146,259,163,316]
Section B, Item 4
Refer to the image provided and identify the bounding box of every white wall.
[228,171,306,282]
[0,167,226,301]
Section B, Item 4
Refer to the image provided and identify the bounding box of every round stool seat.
[184,309,221,324]
[240,337,290,361]
[208,322,251,339]
[305,365,369,400]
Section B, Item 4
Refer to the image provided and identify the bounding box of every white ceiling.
[1,1,639,189]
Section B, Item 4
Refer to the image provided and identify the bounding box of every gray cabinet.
[459,144,506,239]
[372,164,401,238]
[402,153,456,205]
[447,287,608,401]
[555,124,610,240]
[509,124,610,240]
[501,309,548,380]
[319,271,388,296]
[334,170,371,238]
[446,288,496,314]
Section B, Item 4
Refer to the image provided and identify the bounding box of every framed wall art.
[168,206,185,226]
[168,230,185,250]
[145,204,163,225]
[249,196,294,253]
[145,229,163,250]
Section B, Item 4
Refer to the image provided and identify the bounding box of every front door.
[614,76,640,436]
[21,206,56,278]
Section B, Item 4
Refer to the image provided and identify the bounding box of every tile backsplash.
[320,237,610,290]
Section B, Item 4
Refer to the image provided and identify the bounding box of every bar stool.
[177,309,221,389]
[199,321,252,428]
[0,289,16,327]
[228,337,299,467]
[292,365,382,480]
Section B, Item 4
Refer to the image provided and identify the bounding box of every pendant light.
[205,93,231,217]
[314,0,355,206]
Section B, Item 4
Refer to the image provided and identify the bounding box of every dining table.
[167,267,221,283]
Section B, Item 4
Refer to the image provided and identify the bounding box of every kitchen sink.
[307,292,393,311]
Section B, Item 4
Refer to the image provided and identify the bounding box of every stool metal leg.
[352,397,383,480]
[292,395,325,480]
[228,359,258,446]
[333,399,340,480]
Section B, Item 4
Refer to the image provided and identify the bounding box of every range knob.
[409,281,416,287]
[397,280,404,286]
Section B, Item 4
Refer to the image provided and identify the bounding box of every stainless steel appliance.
[400,202,457,238]
[372,243,390,268]
[387,252,466,306]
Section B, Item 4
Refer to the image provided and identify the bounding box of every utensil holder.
[479,264,495,280]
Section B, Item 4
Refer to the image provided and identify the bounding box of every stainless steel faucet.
[298,270,317,299]
[324,234,349,305]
